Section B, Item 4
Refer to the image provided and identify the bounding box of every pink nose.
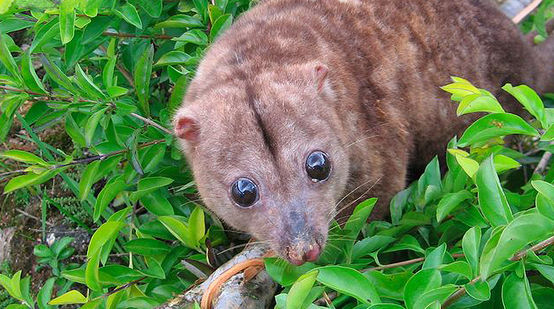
[287,244,321,265]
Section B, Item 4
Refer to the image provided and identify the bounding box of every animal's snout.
[285,242,322,265]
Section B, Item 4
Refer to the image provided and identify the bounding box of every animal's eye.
[231,178,259,208]
[305,151,331,182]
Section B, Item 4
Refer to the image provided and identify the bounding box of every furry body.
[174,0,554,263]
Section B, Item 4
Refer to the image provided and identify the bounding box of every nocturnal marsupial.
[173,0,554,265]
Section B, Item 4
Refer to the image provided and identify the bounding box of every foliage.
[0,0,554,309]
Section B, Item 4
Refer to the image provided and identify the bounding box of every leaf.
[3,170,60,194]
[48,290,87,305]
[85,108,107,146]
[413,285,457,309]
[113,2,143,29]
[59,0,76,44]
[493,154,521,173]
[130,177,174,202]
[541,124,554,141]
[352,235,395,260]
[39,54,79,94]
[316,265,380,304]
[439,261,473,280]
[173,29,208,46]
[210,14,232,40]
[158,216,196,248]
[124,238,171,256]
[0,32,22,83]
[503,83,546,128]
[456,93,505,115]
[465,280,490,302]
[189,206,205,244]
[532,180,554,220]
[344,198,376,239]
[84,0,103,17]
[87,221,126,257]
[85,252,101,291]
[403,269,441,309]
[139,191,174,216]
[155,51,193,66]
[134,44,153,116]
[462,227,481,277]
[480,211,554,279]
[475,155,513,227]
[94,177,127,222]
[65,113,86,147]
[451,152,479,179]
[135,0,162,18]
[502,272,537,309]
[21,51,47,94]
[75,63,105,99]
[422,243,446,269]
[79,160,100,201]
[436,190,473,222]
[154,14,203,28]
[0,0,14,14]
[37,277,56,309]
[264,257,317,287]
[384,235,424,254]
[457,113,538,147]
[0,150,48,166]
[286,271,318,309]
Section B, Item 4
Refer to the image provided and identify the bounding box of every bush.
[1,1,554,308]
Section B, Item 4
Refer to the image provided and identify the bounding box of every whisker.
[330,176,382,224]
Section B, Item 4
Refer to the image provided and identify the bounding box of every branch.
[511,0,543,24]
[442,235,554,308]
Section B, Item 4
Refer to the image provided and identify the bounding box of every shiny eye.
[231,178,259,208]
[305,151,331,182]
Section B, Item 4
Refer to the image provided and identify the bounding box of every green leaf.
[3,169,60,194]
[48,290,87,305]
[450,151,479,179]
[457,113,539,147]
[85,108,107,146]
[503,83,546,128]
[155,51,193,66]
[532,180,554,220]
[94,177,127,222]
[134,44,153,116]
[436,190,473,222]
[465,280,490,302]
[493,154,521,173]
[83,0,103,17]
[85,252,101,291]
[462,226,481,277]
[189,206,205,244]
[480,211,554,279]
[154,14,203,28]
[422,243,446,269]
[124,238,171,256]
[541,124,554,141]
[413,285,457,309]
[316,265,380,304]
[502,272,537,309]
[264,257,317,287]
[403,269,441,309]
[367,305,405,309]
[59,0,76,44]
[352,235,395,260]
[65,113,86,147]
[475,155,513,226]
[0,150,48,166]
[79,160,100,201]
[210,14,232,40]
[39,54,80,94]
[456,93,505,115]
[173,29,208,46]
[75,63,105,99]
[139,191,174,216]
[113,2,143,29]
[158,216,196,248]
[135,0,162,18]
[0,32,22,83]
[439,261,473,280]
[130,177,174,202]
[21,51,47,94]
[286,271,318,309]
[344,198,376,239]
[87,221,126,257]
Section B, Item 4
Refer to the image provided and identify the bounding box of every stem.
[442,235,554,308]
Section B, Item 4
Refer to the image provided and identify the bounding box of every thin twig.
[15,209,54,227]
[512,0,543,24]
[102,31,174,40]
[362,253,465,272]
[442,235,554,308]
[130,113,173,135]
[534,146,553,175]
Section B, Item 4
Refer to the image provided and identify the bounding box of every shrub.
[1,0,554,308]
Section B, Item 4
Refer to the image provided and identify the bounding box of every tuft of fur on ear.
[314,64,329,92]
[174,113,200,143]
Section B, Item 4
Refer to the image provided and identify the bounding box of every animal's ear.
[313,64,329,92]
[174,114,200,143]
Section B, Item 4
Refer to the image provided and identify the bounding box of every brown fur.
[174,0,554,263]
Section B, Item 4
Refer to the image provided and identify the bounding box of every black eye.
[231,178,259,208]
[306,151,331,182]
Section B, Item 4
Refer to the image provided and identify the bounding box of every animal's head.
[173,55,350,264]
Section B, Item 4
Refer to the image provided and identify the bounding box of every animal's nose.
[286,243,321,265]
